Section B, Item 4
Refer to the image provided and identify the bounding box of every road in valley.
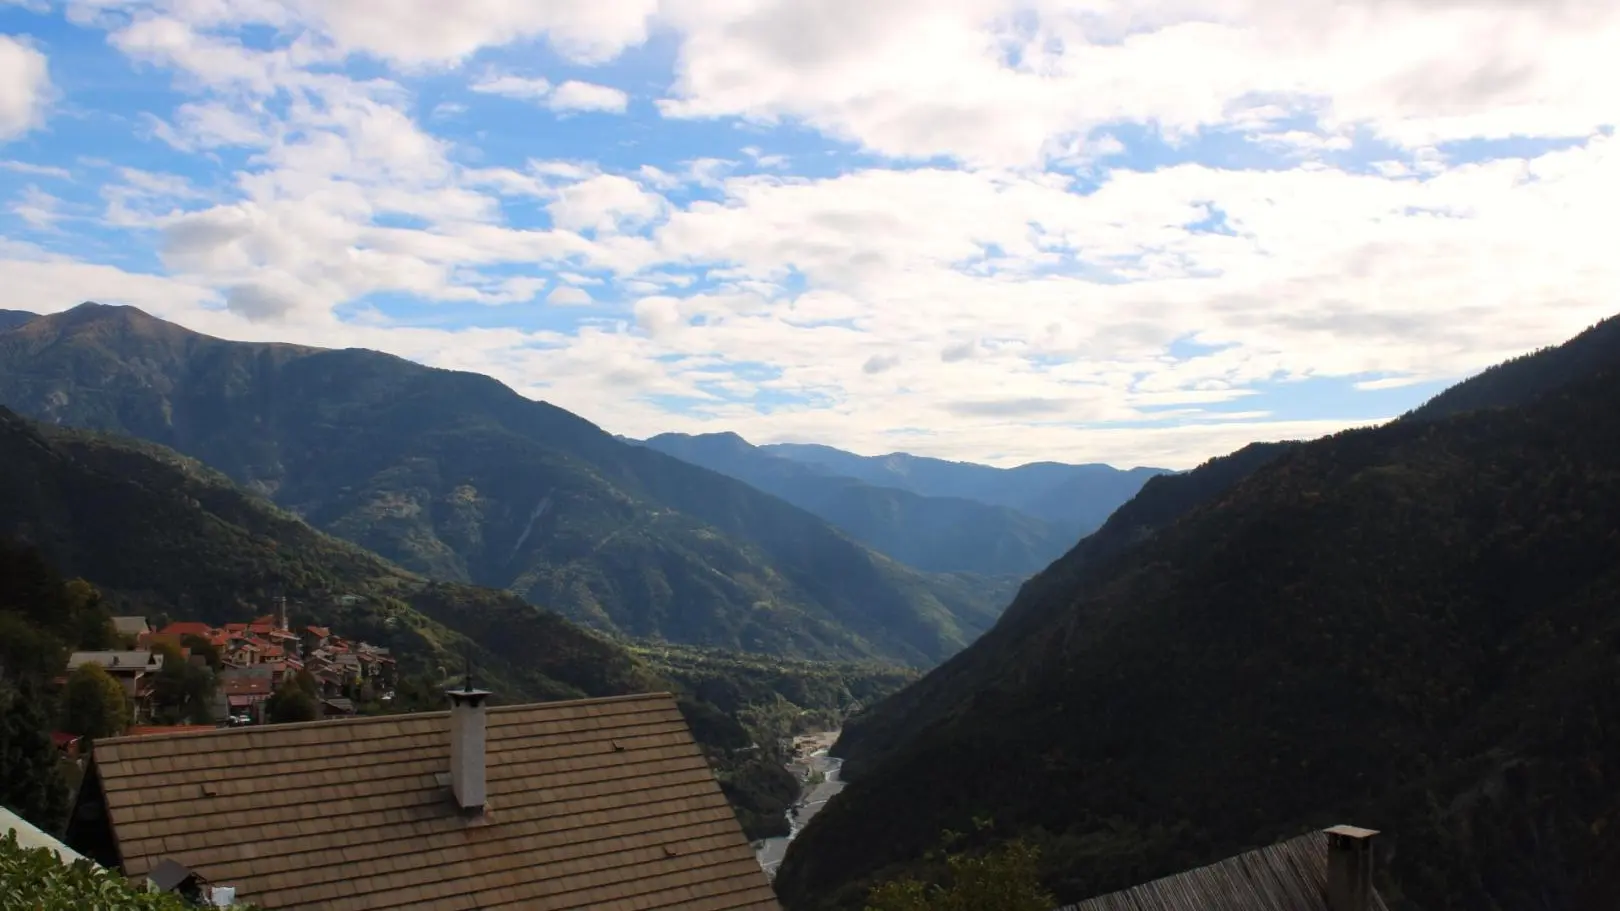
[754,732,845,878]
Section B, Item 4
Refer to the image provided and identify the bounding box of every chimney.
[445,671,492,815]
[1325,825,1379,911]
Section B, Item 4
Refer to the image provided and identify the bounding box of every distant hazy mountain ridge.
[640,432,1157,577]
[760,441,1168,534]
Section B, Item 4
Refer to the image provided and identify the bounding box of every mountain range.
[0,402,931,838]
[774,314,1620,911]
[0,404,652,704]
[760,442,1166,532]
[639,432,1159,577]
[0,304,1015,667]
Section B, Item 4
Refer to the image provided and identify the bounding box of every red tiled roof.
[306,625,331,638]
[158,622,214,638]
[222,677,273,696]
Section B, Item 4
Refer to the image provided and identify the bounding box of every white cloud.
[471,74,629,114]
[1,159,70,179]
[656,0,1620,167]
[287,0,659,66]
[470,72,552,100]
[0,36,50,141]
[549,80,629,114]
[7,0,1619,470]
[9,185,62,228]
[547,174,668,233]
[547,284,593,305]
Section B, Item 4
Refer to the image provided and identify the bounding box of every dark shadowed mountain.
[831,439,1298,780]
[0,304,1011,666]
[640,431,1075,576]
[774,315,1620,911]
[760,442,1167,533]
[1404,311,1620,422]
[0,310,35,332]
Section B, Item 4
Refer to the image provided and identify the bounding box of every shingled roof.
[75,692,781,911]
[1056,827,1390,911]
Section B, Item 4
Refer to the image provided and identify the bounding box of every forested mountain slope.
[832,440,1298,779]
[0,404,656,702]
[776,318,1620,911]
[1406,313,1620,422]
[0,406,922,837]
[642,431,1072,576]
[0,304,1009,665]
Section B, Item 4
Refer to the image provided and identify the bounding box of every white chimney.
[446,680,492,814]
[1325,825,1379,911]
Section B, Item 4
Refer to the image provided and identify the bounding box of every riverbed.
[754,732,846,878]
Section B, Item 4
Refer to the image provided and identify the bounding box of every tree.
[60,664,127,740]
[62,580,115,651]
[147,642,215,725]
[179,634,221,671]
[0,681,68,832]
[0,613,67,685]
[265,681,318,724]
[865,837,1054,911]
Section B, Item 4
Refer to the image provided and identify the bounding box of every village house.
[156,621,214,640]
[217,670,274,724]
[66,650,163,722]
[1055,825,1385,911]
[67,650,163,697]
[109,616,150,641]
[65,687,782,910]
[319,696,357,718]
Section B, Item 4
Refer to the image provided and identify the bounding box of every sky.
[0,0,1615,470]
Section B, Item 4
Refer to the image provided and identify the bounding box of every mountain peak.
[697,430,753,447]
[646,430,756,452]
[38,301,170,332]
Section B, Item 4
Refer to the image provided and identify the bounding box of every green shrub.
[0,830,260,910]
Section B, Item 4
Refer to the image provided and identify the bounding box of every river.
[754,732,846,878]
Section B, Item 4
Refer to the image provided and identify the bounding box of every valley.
[773,313,1620,910]
[6,305,1620,911]
[755,731,847,879]
[0,8,1608,909]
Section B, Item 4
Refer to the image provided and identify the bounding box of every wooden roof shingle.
[89,692,780,911]
[1056,829,1390,911]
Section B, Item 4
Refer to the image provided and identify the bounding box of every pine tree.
[0,680,68,833]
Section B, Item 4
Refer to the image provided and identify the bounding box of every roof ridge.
[95,690,677,747]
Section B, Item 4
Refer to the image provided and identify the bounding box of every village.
[53,600,397,753]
